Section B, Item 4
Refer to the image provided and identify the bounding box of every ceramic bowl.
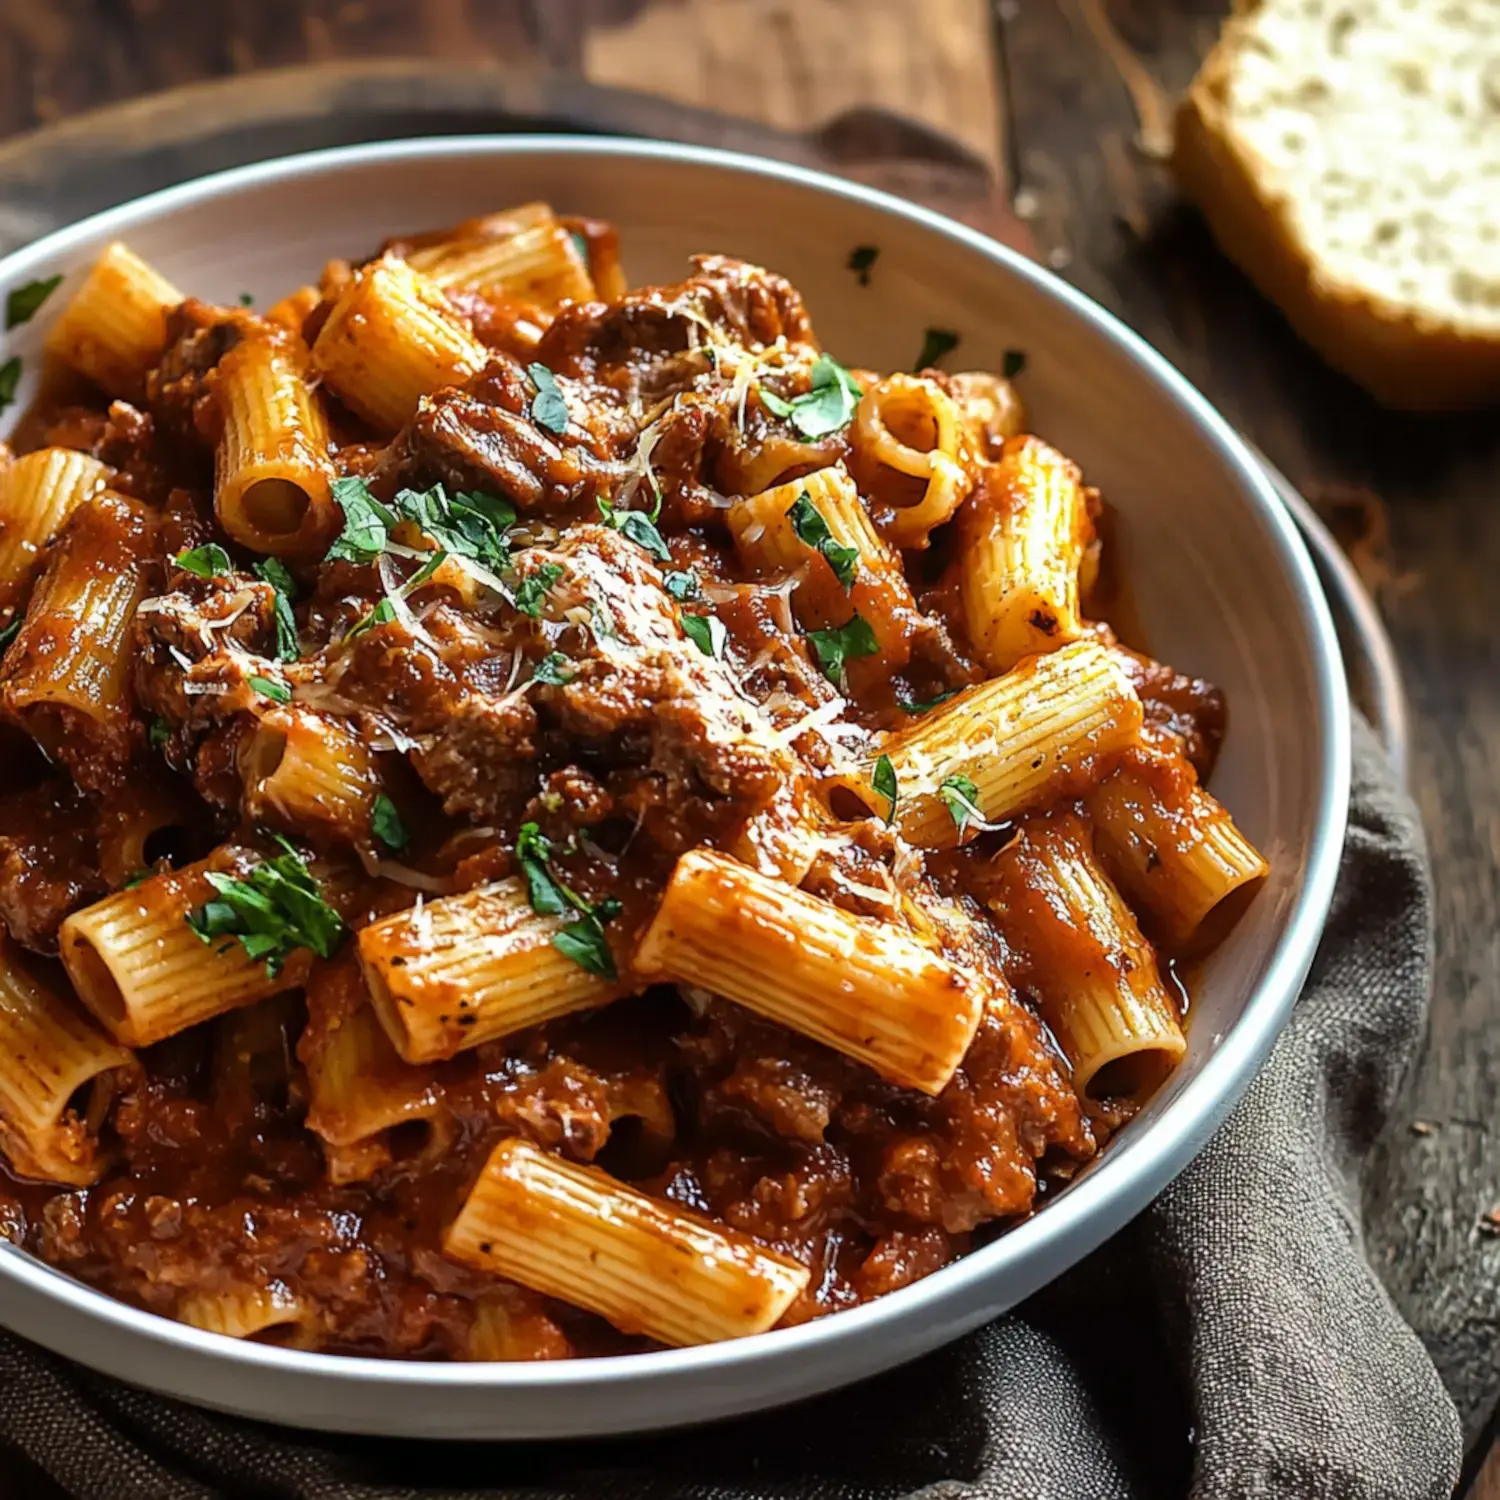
[0,137,1349,1437]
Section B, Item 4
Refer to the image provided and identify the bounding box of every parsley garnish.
[528,362,570,435]
[148,717,171,750]
[938,773,984,839]
[806,612,878,687]
[371,794,408,853]
[0,618,20,652]
[758,353,863,441]
[514,561,564,619]
[0,358,19,415]
[872,753,899,825]
[326,477,396,564]
[681,612,727,660]
[847,245,879,287]
[394,484,515,572]
[6,275,62,329]
[346,598,395,641]
[247,674,291,704]
[185,836,345,977]
[898,688,961,715]
[237,292,255,307]
[569,229,591,264]
[664,570,700,602]
[123,871,150,890]
[175,544,232,579]
[787,491,859,589]
[514,822,620,980]
[1003,348,1027,379]
[597,495,670,562]
[532,652,576,685]
[915,328,960,371]
[253,558,300,663]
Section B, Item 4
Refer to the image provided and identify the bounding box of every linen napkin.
[0,714,1462,1500]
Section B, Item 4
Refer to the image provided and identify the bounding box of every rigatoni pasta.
[445,1138,810,1347]
[0,206,1266,1362]
[0,941,135,1186]
[214,328,336,556]
[44,242,182,400]
[309,253,487,431]
[982,810,1186,1099]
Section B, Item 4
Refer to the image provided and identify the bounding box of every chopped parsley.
[597,495,670,562]
[681,611,727,660]
[847,245,879,286]
[253,558,300,663]
[664,569,700,602]
[527,362,570,435]
[514,821,621,981]
[0,617,20,652]
[898,687,961,715]
[237,291,255,307]
[175,543,232,579]
[394,483,515,573]
[148,717,171,750]
[915,327,960,371]
[6,275,62,329]
[346,597,395,641]
[326,477,397,564]
[872,753,899,825]
[0,358,19,415]
[806,612,878,688]
[1003,348,1027,379]
[569,229,591,265]
[759,353,863,441]
[938,773,985,839]
[787,491,859,590]
[370,794,408,853]
[531,652,576,686]
[514,561,564,619]
[185,836,345,977]
[123,870,150,890]
[247,674,291,704]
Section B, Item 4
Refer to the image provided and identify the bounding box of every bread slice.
[1172,0,1500,411]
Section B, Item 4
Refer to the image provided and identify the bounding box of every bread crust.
[1172,24,1500,413]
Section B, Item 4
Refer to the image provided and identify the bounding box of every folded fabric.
[0,714,1461,1500]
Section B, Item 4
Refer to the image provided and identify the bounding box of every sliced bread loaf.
[1172,0,1500,411]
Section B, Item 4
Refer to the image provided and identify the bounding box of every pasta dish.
[0,204,1267,1358]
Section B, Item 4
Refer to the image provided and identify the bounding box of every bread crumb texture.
[1175,0,1500,408]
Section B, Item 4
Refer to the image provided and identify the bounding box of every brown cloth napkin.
[0,714,1463,1498]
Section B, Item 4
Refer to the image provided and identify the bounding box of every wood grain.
[0,0,1496,1493]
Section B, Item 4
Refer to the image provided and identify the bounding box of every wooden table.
[0,1,1496,1495]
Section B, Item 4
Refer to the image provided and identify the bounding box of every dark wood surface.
[0,2,1495,1495]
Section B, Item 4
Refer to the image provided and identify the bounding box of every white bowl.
[0,137,1349,1438]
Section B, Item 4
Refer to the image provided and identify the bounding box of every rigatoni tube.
[238,707,381,846]
[357,878,621,1064]
[633,850,982,1096]
[177,1282,308,1342]
[44,242,182,400]
[444,1138,810,1346]
[960,437,1091,673]
[0,492,154,789]
[309,254,487,431]
[864,637,1143,850]
[410,223,595,310]
[0,448,112,621]
[728,465,916,670]
[1087,742,1269,951]
[0,941,136,1186]
[59,848,312,1048]
[982,809,1185,1099]
[215,329,336,556]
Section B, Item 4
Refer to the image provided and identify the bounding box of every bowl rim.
[0,133,1351,1398]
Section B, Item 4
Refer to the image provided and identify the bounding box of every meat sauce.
[0,239,1228,1359]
